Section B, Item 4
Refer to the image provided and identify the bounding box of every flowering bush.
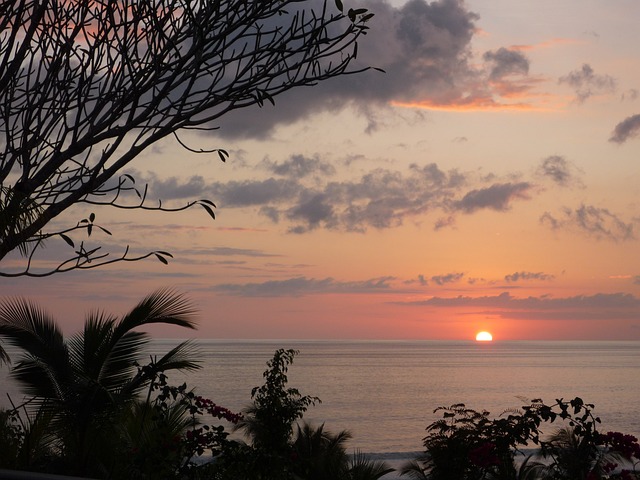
[402,397,640,480]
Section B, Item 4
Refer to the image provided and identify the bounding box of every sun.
[475,331,493,342]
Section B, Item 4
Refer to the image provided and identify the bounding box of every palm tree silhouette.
[0,288,200,475]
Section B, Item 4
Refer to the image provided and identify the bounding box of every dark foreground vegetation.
[1,291,639,479]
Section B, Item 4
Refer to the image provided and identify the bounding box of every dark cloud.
[141,175,206,199]
[139,160,539,233]
[540,204,635,241]
[609,113,640,144]
[454,182,531,213]
[400,291,640,320]
[261,154,336,179]
[431,272,464,285]
[286,193,336,232]
[209,0,482,138]
[212,275,396,297]
[505,271,555,282]
[536,155,583,188]
[559,64,616,103]
[482,48,529,81]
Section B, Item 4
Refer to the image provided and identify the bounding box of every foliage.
[220,348,392,480]
[0,408,24,469]
[0,0,376,276]
[401,397,640,480]
[121,371,242,480]
[237,348,321,453]
[0,288,199,476]
[1,343,392,479]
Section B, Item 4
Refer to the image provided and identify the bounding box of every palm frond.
[348,449,395,480]
[150,340,201,373]
[0,298,69,401]
[123,340,201,397]
[115,289,197,337]
[398,458,430,480]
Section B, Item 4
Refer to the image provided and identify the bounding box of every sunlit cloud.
[392,97,544,112]
[510,38,583,51]
[398,291,640,320]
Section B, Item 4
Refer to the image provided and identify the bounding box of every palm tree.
[347,449,396,480]
[292,422,352,479]
[292,422,394,480]
[0,288,200,475]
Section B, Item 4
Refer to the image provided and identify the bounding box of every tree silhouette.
[0,0,375,276]
[0,288,199,474]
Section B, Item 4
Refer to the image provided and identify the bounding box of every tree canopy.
[0,0,375,276]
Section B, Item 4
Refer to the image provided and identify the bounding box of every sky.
[3,0,640,341]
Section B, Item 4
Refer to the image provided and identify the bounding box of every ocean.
[2,340,640,476]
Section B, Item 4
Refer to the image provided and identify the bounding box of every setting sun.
[475,331,493,342]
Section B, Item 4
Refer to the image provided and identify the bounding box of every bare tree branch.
[0,0,374,276]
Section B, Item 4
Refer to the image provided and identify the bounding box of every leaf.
[98,226,112,235]
[59,233,75,247]
[263,91,275,106]
[89,212,95,223]
[217,150,227,162]
[156,251,174,258]
[335,0,343,12]
[87,224,93,236]
[199,202,216,220]
[155,253,169,265]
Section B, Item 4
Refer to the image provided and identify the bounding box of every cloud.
[540,204,635,241]
[286,193,336,232]
[454,182,532,213]
[559,64,616,103]
[204,247,282,257]
[139,160,539,233]
[504,271,555,282]
[535,155,583,188]
[261,154,336,179]
[212,276,396,297]
[399,291,640,320]
[621,89,638,102]
[206,0,548,137]
[609,114,640,144]
[482,47,529,81]
[434,215,456,230]
[430,272,465,285]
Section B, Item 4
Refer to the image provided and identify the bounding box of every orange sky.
[2,0,640,341]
